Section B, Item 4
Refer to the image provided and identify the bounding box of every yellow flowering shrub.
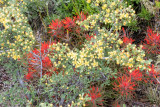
[49,28,151,74]
[78,0,136,31]
[108,44,151,71]
[49,0,151,74]
[0,4,35,60]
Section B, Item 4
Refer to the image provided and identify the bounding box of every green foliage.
[146,85,160,105]
[126,18,140,31]
[52,0,99,19]
[125,0,140,5]
[155,55,160,66]
[43,14,60,27]
[21,0,50,30]
[138,5,153,20]
[0,57,28,106]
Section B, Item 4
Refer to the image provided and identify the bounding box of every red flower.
[75,11,87,21]
[28,42,52,68]
[123,36,134,45]
[142,27,160,54]
[129,68,143,81]
[24,68,36,80]
[25,72,34,80]
[148,64,159,79]
[113,75,136,98]
[48,19,63,36]
[62,17,76,30]
[121,27,134,45]
[86,34,94,41]
[25,42,55,80]
[41,42,50,54]
[42,56,52,68]
[88,86,102,105]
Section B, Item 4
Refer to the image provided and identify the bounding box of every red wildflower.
[42,56,52,68]
[113,75,136,98]
[122,27,126,37]
[88,86,102,105]
[28,42,52,68]
[48,14,88,47]
[142,27,160,54]
[129,68,143,81]
[24,68,36,80]
[25,42,55,80]
[62,17,76,30]
[148,64,159,79]
[121,27,134,45]
[123,36,134,45]
[86,34,94,41]
[48,19,63,36]
[75,11,87,21]
[112,101,121,107]
[41,42,50,54]
[25,72,34,80]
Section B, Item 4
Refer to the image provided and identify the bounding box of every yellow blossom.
[111,2,116,6]
[106,9,110,13]
[102,4,107,10]
[87,0,91,3]
[136,56,142,62]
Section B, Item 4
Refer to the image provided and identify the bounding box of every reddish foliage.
[25,69,35,80]
[113,65,160,98]
[143,27,160,54]
[27,42,52,68]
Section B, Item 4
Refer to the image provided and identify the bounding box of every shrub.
[79,0,136,31]
[0,4,35,60]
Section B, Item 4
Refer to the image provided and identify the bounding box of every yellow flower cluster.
[0,5,35,60]
[49,42,70,68]
[49,37,102,70]
[108,43,151,71]
[49,24,151,73]
[77,14,99,30]
[81,0,136,31]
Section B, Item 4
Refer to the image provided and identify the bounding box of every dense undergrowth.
[0,0,160,107]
